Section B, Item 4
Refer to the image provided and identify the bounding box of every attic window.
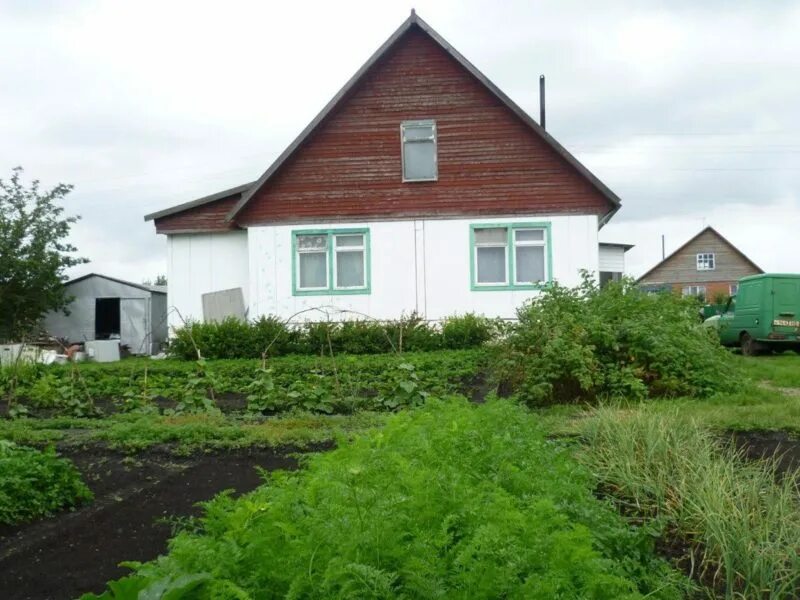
[401,120,437,182]
[696,252,715,271]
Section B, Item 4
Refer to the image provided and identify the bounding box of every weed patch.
[0,441,92,525]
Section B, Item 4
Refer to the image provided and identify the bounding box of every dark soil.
[0,444,321,600]
[729,429,800,476]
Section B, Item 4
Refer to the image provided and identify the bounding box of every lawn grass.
[738,351,800,388]
[0,411,386,453]
[537,353,800,436]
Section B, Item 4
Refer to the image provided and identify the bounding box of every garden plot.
[2,281,799,599]
[0,444,314,600]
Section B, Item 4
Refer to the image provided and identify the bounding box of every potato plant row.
[1,350,487,417]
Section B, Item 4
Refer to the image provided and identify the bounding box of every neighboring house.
[599,242,633,287]
[42,274,168,355]
[145,11,622,328]
[637,226,763,300]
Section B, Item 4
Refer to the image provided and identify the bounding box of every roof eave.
[144,182,254,222]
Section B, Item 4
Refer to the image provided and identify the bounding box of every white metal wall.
[599,244,626,273]
[248,220,419,321]
[41,276,163,353]
[166,231,249,331]
[166,215,600,324]
[246,214,599,321]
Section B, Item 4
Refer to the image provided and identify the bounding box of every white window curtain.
[297,234,328,289]
[402,121,437,181]
[474,227,508,284]
[334,234,366,288]
[514,229,546,284]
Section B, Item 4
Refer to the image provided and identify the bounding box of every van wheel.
[741,333,758,356]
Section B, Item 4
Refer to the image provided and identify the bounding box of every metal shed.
[42,273,168,355]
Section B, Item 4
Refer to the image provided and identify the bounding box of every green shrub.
[0,441,92,525]
[168,313,494,360]
[494,275,738,406]
[441,313,499,349]
[579,408,800,597]
[84,400,688,599]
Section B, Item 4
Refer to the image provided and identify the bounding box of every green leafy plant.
[172,360,219,414]
[494,274,738,406]
[59,368,100,418]
[84,400,689,599]
[285,377,336,414]
[3,350,486,418]
[378,362,429,410]
[120,366,158,413]
[244,367,280,414]
[0,440,92,525]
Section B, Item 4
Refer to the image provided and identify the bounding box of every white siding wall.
[599,244,626,273]
[248,220,418,320]
[166,231,249,331]
[246,214,598,321]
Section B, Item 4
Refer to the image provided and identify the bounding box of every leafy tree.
[0,167,88,342]
[142,275,167,287]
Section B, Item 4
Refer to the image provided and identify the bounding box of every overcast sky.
[2,0,798,282]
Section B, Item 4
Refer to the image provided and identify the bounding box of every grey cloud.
[0,0,797,279]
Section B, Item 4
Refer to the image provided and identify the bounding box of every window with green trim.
[293,229,370,295]
[470,224,550,290]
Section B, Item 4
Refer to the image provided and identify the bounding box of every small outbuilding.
[42,273,168,355]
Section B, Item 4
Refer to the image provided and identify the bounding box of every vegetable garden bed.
[0,444,319,600]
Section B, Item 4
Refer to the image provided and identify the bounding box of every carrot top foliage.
[83,400,689,599]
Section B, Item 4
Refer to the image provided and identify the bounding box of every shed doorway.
[95,298,120,339]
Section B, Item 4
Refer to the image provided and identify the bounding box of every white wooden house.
[145,12,626,328]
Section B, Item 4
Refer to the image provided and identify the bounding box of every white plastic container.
[85,340,121,362]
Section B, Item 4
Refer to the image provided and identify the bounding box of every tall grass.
[579,408,800,598]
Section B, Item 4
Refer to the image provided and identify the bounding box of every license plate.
[773,319,800,328]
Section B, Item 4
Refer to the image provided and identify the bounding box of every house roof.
[143,182,254,222]
[66,273,167,295]
[636,226,763,282]
[599,242,634,252]
[225,10,621,225]
[144,10,621,228]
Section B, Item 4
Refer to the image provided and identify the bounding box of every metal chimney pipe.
[539,74,546,130]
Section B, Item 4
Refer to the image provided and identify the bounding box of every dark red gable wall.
[236,27,612,226]
[154,195,241,233]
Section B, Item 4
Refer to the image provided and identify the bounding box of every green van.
[706,274,800,355]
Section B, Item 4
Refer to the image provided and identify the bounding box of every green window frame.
[469,222,553,291]
[291,228,371,296]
